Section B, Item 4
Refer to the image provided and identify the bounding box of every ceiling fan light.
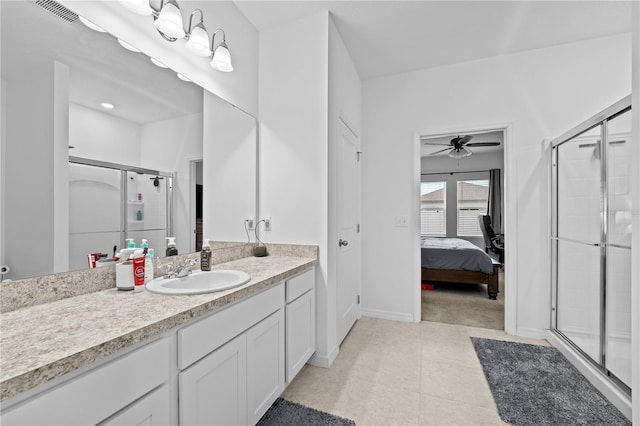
[185,24,212,56]
[210,42,233,72]
[448,147,472,159]
[117,0,153,16]
[154,0,186,39]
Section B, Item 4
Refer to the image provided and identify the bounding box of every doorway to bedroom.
[419,129,505,330]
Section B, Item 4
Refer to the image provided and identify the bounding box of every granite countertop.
[0,255,316,402]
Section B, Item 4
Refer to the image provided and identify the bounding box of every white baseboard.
[308,344,339,369]
[515,327,547,340]
[361,308,414,323]
[546,331,631,421]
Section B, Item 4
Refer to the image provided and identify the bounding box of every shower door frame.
[69,156,174,252]
[550,95,632,396]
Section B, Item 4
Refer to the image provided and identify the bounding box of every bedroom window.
[457,179,489,236]
[420,181,446,235]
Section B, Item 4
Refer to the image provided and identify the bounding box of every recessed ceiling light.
[176,73,191,82]
[117,39,141,53]
[79,16,106,33]
[101,102,115,110]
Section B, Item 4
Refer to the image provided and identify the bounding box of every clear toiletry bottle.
[165,237,178,256]
[201,239,212,271]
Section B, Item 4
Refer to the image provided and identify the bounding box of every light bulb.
[79,16,106,33]
[185,24,211,56]
[210,42,233,72]
[101,102,115,109]
[154,0,185,39]
[150,57,169,68]
[177,73,191,82]
[118,39,141,53]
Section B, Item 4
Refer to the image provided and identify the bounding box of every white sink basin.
[145,269,251,295]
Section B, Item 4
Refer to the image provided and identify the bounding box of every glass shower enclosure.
[68,157,173,271]
[550,96,632,394]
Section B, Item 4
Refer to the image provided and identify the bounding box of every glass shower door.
[68,164,122,271]
[125,171,169,259]
[555,124,603,362]
[605,110,632,388]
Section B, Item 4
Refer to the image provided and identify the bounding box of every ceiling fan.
[422,135,501,159]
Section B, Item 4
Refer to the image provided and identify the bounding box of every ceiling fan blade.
[429,147,452,155]
[466,142,501,147]
[458,135,473,145]
[421,142,451,146]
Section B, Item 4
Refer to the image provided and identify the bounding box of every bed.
[421,236,501,299]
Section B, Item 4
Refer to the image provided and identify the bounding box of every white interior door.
[336,118,361,345]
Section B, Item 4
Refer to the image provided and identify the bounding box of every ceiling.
[1,0,203,124]
[233,0,633,80]
[421,130,503,158]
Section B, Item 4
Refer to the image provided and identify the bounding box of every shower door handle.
[338,239,349,247]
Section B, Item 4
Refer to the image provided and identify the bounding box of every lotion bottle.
[201,239,212,271]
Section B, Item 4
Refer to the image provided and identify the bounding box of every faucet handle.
[184,258,197,267]
[164,263,175,278]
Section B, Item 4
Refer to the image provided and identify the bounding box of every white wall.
[362,33,632,336]
[3,62,69,280]
[259,11,331,362]
[60,0,259,116]
[631,3,639,423]
[70,104,141,165]
[141,112,203,255]
[0,78,6,276]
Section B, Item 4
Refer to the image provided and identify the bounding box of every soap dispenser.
[165,237,178,256]
[201,239,212,271]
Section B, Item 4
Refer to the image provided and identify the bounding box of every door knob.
[338,239,349,247]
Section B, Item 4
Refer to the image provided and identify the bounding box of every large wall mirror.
[0,0,257,280]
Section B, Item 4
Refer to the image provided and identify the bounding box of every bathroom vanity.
[0,251,317,426]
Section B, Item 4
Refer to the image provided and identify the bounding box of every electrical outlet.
[263,217,272,231]
[245,218,255,230]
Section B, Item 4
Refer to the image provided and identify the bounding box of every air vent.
[34,0,78,23]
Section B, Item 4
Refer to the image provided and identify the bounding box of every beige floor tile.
[282,317,548,425]
[419,394,503,425]
[420,359,496,409]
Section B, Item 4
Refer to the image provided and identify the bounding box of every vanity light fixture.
[185,10,211,57]
[118,38,141,53]
[210,29,233,72]
[101,102,115,109]
[154,0,185,40]
[176,73,191,82]
[117,0,234,72]
[150,57,169,68]
[79,16,106,33]
[118,0,153,16]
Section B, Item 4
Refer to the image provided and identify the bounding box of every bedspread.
[421,236,494,275]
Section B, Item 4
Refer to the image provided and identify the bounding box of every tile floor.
[282,317,549,425]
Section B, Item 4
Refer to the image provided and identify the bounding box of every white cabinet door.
[286,289,315,383]
[246,309,285,425]
[179,334,247,426]
[101,385,171,426]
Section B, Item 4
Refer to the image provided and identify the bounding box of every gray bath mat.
[257,398,355,426]
[471,337,630,425]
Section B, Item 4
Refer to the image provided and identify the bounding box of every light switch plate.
[395,215,409,227]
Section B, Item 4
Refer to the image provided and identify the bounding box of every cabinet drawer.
[101,385,170,425]
[178,283,284,370]
[285,268,314,303]
[2,338,170,426]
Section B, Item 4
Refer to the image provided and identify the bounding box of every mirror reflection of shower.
[68,157,173,272]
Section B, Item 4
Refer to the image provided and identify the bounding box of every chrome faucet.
[175,259,197,278]
[163,259,197,279]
